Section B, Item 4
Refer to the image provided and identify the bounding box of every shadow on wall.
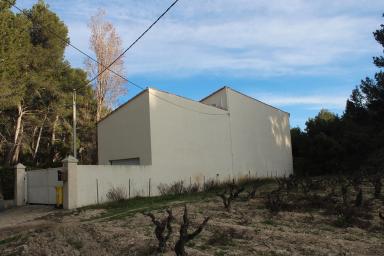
[269,115,291,149]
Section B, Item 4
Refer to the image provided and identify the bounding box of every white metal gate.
[26,168,63,205]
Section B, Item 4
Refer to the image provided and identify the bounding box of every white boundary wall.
[20,156,287,209]
[75,164,244,208]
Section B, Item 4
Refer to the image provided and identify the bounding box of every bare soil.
[1,195,383,256]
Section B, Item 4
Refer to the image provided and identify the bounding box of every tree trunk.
[7,104,24,165]
[33,121,45,160]
[96,103,101,122]
[14,104,23,144]
[31,126,37,150]
[51,115,59,145]
[96,82,104,122]
[11,123,23,165]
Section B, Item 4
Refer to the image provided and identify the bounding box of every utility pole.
[73,89,77,159]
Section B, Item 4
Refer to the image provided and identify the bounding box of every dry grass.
[0,178,383,255]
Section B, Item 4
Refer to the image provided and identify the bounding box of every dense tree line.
[0,0,97,168]
[292,16,384,176]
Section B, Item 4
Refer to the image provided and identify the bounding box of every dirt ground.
[0,205,55,229]
[0,195,383,256]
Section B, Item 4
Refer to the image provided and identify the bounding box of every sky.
[15,0,384,128]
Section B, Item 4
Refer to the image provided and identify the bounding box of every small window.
[110,158,140,165]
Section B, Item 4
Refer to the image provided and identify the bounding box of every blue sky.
[15,0,384,128]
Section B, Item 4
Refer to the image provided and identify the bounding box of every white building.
[18,86,294,209]
[97,86,293,178]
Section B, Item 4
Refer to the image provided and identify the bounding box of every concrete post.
[62,156,78,209]
[14,163,26,206]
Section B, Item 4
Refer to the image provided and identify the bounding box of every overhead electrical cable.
[5,0,133,84]
[87,0,180,85]
[5,0,227,116]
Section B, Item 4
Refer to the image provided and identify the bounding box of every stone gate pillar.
[14,163,26,206]
[62,156,78,209]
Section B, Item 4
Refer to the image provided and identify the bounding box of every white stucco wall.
[76,88,255,208]
[88,87,293,208]
[148,89,234,180]
[75,164,229,207]
[97,91,152,165]
[97,87,292,177]
[201,88,228,110]
[226,88,293,177]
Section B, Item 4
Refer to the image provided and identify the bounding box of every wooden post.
[96,179,99,204]
[148,178,151,197]
[203,176,205,191]
[128,178,131,199]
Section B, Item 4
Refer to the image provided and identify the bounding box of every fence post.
[129,178,131,199]
[96,179,99,204]
[14,163,26,206]
[62,156,78,209]
[203,176,205,191]
[148,178,151,197]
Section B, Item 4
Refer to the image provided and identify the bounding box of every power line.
[126,80,228,116]
[5,0,227,116]
[4,0,129,84]
[87,0,180,85]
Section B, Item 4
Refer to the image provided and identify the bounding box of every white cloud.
[256,94,348,109]
[16,0,384,77]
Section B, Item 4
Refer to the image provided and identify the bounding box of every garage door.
[27,168,63,205]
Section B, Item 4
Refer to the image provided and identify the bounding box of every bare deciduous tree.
[143,209,174,253]
[174,205,210,256]
[86,9,126,122]
[217,184,244,211]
